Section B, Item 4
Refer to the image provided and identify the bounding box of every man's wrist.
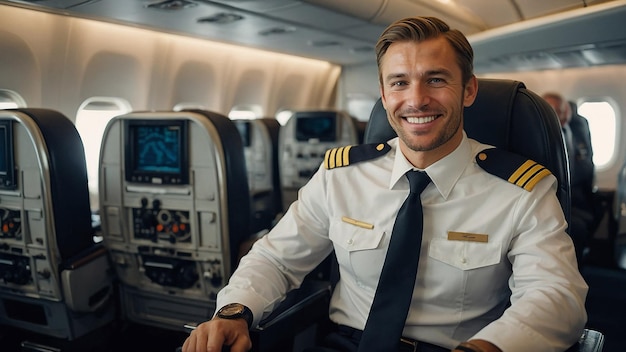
[454,341,484,352]
[215,303,254,328]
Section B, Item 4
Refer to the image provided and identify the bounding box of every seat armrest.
[565,328,605,352]
[254,279,331,330]
[250,279,331,351]
[61,244,114,313]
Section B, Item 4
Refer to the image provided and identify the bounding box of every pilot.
[542,92,597,264]
[182,17,587,352]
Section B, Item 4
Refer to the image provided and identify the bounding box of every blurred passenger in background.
[543,92,597,265]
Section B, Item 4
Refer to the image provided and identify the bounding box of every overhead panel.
[470,1,626,73]
[516,0,606,19]
[454,0,521,28]
[302,0,386,20]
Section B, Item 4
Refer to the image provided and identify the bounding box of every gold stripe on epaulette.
[339,145,351,167]
[523,168,552,191]
[515,164,545,188]
[508,160,536,184]
[324,149,332,169]
[507,159,551,191]
[326,148,336,169]
[324,146,353,169]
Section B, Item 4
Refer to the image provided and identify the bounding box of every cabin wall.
[0,5,341,121]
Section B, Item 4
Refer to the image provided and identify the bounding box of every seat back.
[364,78,571,226]
[278,110,359,209]
[0,108,114,340]
[98,110,250,331]
[234,118,282,232]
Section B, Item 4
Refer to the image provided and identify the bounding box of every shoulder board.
[324,143,391,170]
[476,148,552,192]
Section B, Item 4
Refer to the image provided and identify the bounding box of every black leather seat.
[0,108,115,346]
[363,78,602,352]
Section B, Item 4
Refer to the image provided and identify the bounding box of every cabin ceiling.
[2,0,626,73]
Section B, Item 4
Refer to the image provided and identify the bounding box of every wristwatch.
[216,303,253,328]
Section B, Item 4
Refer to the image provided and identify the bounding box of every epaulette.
[476,148,552,192]
[324,143,391,169]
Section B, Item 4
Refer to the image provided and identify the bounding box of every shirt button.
[461,258,467,264]
[347,239,353,245]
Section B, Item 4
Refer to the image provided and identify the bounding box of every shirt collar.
[389,132,472,199]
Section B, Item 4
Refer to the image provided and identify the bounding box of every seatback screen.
[124,120,189,185]
[295,112,337,142]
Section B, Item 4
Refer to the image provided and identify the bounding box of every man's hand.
[181,318,252,352]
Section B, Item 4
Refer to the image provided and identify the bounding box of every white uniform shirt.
[218,134,588,352]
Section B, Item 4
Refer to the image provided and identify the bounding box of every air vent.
[258,26,297,36]
[308,40,342,48]
[197,13,244,24]
[145,0,197,10]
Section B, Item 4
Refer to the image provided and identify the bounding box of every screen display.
[0,120,16,190]
[295,112,337,142]
[125,120,188,185]
[0,125,8,175]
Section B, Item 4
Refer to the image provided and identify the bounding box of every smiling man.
[182,17,587,352]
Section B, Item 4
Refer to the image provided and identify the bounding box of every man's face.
[379,37,477,166]
[543,96,571,127]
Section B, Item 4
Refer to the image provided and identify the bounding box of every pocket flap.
[429,237,501,270]
[330,219,385,252]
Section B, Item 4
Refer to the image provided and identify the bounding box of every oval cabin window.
[578,100,618,169]
[75,97,132,211]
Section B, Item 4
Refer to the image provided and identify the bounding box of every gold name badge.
[341,216,374,230]
[447,231,488,243]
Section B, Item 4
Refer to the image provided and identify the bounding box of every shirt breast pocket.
[428,237,502,270]
[329,219,386,285]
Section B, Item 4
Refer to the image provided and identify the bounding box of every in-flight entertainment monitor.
[295,112,337,142]
[124,119,189,185]
[0,120,17,190]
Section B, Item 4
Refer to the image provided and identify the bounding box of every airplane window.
[229,104,263,120]
[276,109,293,125]
[578,100,617,169]
[174,102,206,111]
[347,95,376,122]
[75,97,132,210]
[0,89,27,109]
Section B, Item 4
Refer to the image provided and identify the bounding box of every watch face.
[219,303,244,317]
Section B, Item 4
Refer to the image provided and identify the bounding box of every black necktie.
[358,170,431,351]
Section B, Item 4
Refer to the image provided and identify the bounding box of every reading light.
[259,26,297,36]
[145,0,197,10]
[197,13,244,24]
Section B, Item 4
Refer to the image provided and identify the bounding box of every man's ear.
[463,76,478,107]
[380,87,387,110]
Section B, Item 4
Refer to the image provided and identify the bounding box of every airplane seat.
[363,78,602,351]
[97,109,252,331]
[351,116,367,144]
[234,118,282,235]
[278,110,360,211]
[0,108,115,342]
[258,118,284,221]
